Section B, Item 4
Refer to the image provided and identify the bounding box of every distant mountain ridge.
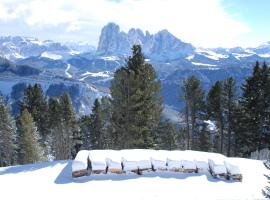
[1,22,270,118]
[0,36,96,61]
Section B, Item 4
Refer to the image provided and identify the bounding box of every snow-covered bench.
[166,151,183,172]
[72,150,90,177]
[208,159,228,179]
[224,161,242,181]
[195,160,209,173]
[105,150,123,174]
[121,149,153,174]
[72,150,243,180]
[150,150,168,171]
[89,150,108,174]
[181,160,197,173]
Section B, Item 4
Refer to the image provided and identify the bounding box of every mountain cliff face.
[150,29,194,60]
[97,23,130,55]
[97,22,194,60]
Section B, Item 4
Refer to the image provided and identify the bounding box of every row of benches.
[72,150,242,181]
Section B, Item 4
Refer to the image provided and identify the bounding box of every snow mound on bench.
[72,150,89,172]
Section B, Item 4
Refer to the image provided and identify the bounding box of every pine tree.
[17,109,44,164]
[80,115,92,150]
[239,62,270,156]
[89,99,104,149]
[155,120,178,150]
[207,81,224,153]
[222,77,237,156]
[48,93,80,160]
[231,104,246,156]
[110,45,162,149]
[0,95,17,166]
[99,96,112,148]
[48,97,62,160]
[21,84,49,146]
[60,92,81,158]
[80,96,112,150]
[182,75,205,150]
[110,67,130,149]
[199,122,211,152]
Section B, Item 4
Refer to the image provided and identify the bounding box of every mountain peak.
[97,23,194,60]
[157,29,170,35]
[97,22,125,54]
[105,22,120,31]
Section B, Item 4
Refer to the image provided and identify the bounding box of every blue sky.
[0,0,269,48]
[221,0,270,46]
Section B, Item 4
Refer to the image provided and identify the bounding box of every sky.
[0,0,269,48]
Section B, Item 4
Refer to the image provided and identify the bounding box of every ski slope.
[0,150,268,200]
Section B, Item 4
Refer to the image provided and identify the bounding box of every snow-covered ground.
[41,51,63,60]
[0,150,268,200]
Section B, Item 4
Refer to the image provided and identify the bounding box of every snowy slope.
[0,151,268,200]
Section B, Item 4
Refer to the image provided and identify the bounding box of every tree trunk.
[185,105,190,150]
[191,102,196,150]
[220,118,224,154]
[227,93,232,157]
[227,125,231,157]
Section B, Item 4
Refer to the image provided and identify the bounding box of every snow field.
[0,151,268,200]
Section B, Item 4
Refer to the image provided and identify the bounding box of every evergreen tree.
[207,81,224,153]
[182,75,205,150]
[80,115,92,150]
[0,95,17,166]
[17,109,44,164]
[89,99,104,149]
[222,77,237,156]
[199,122,211,152]
[60,92,81,158]
[99,96,113,148]
[110,45,162,149]
[238,62,270,156]
[21,84,49,145]
[80,96,112,150]
[155,120,178,150]
[49,93,80,160]
[48,97,62,160]
[110,68,130,149]
[231,104,246,156]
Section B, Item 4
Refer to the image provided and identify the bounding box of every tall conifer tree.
[110,45,162,149]
[17,109,44,164]
[0,95,17,166]
[238,62,270,155]
[182,75,205,150]
[222,77,237,156]
[21,84,49,145]
[207,81,224,153]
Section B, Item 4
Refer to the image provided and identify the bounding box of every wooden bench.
[72,150,90,177]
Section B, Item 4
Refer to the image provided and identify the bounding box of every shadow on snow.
[0,160,66,175]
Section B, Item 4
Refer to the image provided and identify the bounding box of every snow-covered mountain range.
[1,22,270,116]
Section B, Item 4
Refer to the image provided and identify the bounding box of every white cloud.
[0,0,251,47]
